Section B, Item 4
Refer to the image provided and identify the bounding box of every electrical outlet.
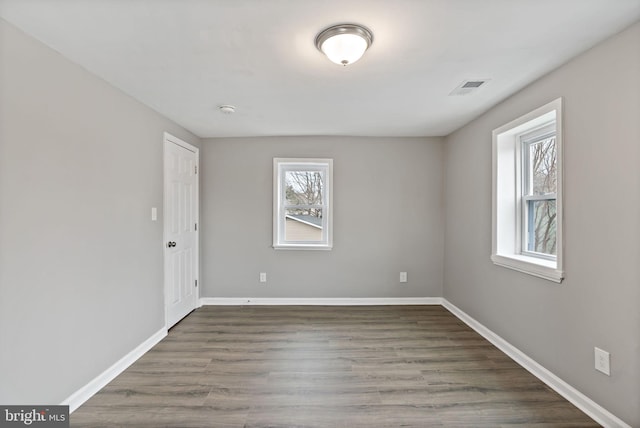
[400,272,408,283]
[594,347,610,376]
[259,272,267,283]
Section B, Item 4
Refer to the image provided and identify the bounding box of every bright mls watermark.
[0,406,68,427]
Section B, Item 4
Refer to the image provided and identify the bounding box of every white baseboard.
[199,297,443,306]
[441,299,631,428]
[62,327,167,413]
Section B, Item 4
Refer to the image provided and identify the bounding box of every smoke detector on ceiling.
[449,79,490,96]
[219,105,236,114]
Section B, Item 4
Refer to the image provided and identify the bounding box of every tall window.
[520,124,557,258]
[492,98,563,282]
[273,158,333,249]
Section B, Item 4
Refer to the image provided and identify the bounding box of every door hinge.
[195,279,198,288]
[195,222,198,231]
[195,165,198,174]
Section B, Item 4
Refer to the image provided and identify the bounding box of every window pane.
[529,136,557,195]
[285,209,323,242]
[285,171,324,206]
[527,200,556,255]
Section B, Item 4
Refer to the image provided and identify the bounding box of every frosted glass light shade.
[315,24,373,66]
[321,33,368,65]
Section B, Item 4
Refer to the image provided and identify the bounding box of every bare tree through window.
[285,171,324,218]
[526,135,557,255]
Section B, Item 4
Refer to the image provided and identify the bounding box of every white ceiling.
[1,1,639,138]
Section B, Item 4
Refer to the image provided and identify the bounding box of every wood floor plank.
[71,305,600,427]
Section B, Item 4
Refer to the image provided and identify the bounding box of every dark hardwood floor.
[71,305,600,427]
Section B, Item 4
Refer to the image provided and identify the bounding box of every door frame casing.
[163,132,200,329]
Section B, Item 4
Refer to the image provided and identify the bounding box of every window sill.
[273,244,333,251]
[491,254,564,283]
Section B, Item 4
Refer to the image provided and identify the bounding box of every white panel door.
[164,135,198,328]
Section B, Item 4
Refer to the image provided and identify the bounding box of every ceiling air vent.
[449,79,489,96]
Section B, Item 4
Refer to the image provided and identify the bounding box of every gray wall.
[2,11,637,425]
[201,136,444,298]
[0,19,200,404]
[443,22,640,426]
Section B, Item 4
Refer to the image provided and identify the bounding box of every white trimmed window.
[491,98,564,282]
[273,158,333,250]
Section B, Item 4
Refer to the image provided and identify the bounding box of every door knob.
[167,241,176,248]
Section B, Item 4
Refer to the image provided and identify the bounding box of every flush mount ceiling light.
[315,23,373,66]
